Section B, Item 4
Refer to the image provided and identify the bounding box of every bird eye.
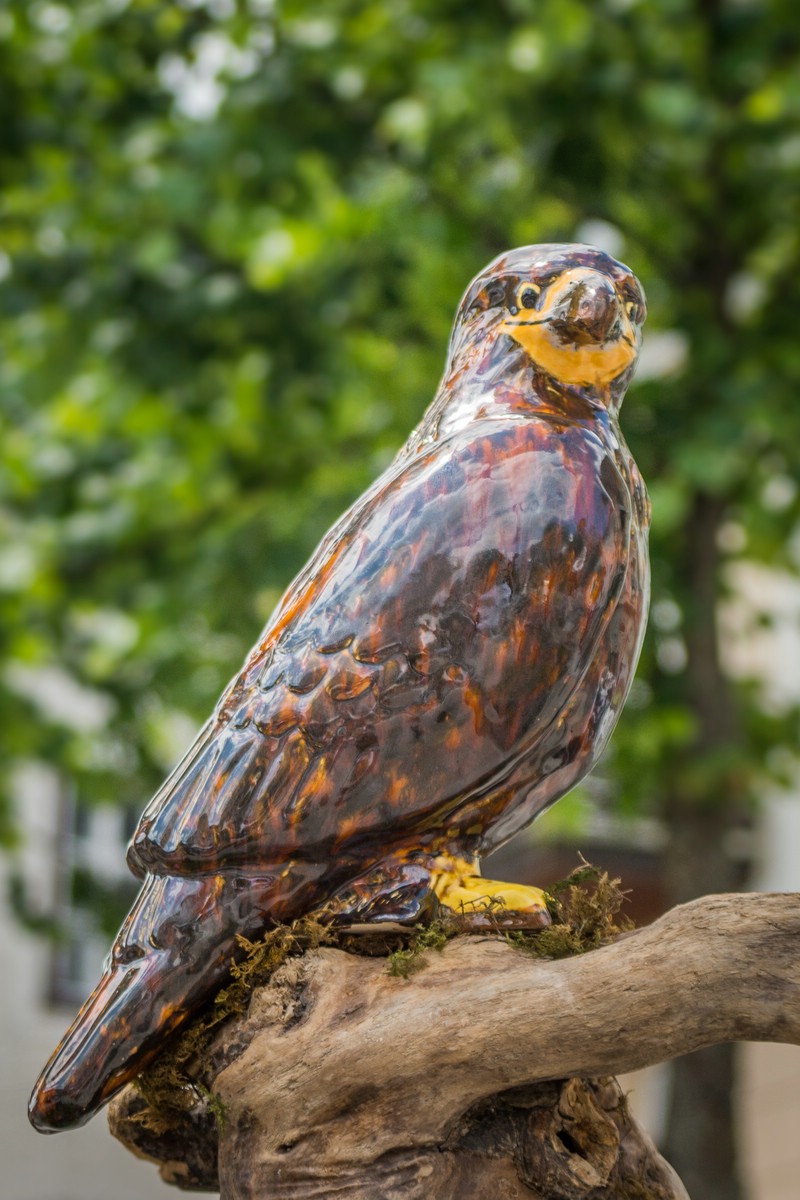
[517,283,541,310]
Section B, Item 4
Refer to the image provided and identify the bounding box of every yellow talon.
[430,855,550,924]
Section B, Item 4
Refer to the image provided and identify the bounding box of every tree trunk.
[662,1043,743,1200]
[108,893,800,1198]
[662,492,752,1197]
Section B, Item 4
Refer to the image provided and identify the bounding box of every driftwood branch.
[110,892,800,1198]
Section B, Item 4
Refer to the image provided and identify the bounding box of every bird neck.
[411,323,618,451]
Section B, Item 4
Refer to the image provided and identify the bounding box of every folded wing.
[129,418,630,884]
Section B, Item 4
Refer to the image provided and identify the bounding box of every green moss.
[195,1083,229,1134]
[385,919,454,977]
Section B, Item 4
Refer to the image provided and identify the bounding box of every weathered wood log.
[109,892,800,1198]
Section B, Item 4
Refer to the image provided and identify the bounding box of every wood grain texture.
[109,892,800,1197]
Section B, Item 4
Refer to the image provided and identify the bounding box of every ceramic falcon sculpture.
[30,243,650,1134]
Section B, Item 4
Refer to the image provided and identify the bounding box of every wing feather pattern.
[129,418,630,879]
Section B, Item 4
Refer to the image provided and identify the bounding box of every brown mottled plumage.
[30,243,649,1133]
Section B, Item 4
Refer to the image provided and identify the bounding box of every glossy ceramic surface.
[30,243,650,1133]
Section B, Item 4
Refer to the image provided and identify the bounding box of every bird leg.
[323,853,551,931]
[323,858,442,926]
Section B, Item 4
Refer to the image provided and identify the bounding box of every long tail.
[28,870,288,1132]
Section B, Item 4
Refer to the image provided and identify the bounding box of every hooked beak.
[502,267,639,390]
[550,273,623,345]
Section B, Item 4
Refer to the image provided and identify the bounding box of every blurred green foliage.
[1,0,799,850]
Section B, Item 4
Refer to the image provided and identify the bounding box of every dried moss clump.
[134,915,333,1133]
[509,857,634,960]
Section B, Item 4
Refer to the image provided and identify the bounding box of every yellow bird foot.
[430,855,551,931]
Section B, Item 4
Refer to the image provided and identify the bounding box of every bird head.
[454,244,647,407]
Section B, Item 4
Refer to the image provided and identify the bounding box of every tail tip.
[28,1081,92,1134]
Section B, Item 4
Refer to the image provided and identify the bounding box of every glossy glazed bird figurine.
[30,243,650,1134]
